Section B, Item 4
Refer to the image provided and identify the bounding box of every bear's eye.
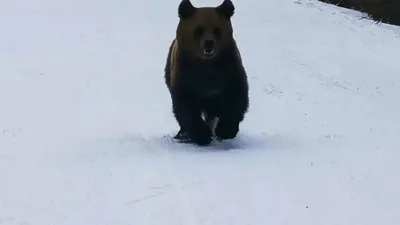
[194,26,205,37]
[214,27,222,39]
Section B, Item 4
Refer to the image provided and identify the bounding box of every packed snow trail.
[1,0,400,224]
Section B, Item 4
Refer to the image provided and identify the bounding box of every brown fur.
[168,39,179,92]
[167,37,244,98]
[176,8,234,61]
[164,0,249,146]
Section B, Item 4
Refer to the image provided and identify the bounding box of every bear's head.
[176,0,235,61]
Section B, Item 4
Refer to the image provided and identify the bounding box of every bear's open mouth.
[203,39,216,56]
[203,49,215,56]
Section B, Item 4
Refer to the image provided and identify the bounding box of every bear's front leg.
[215,116,240,141]
[171,90,213,146]
[215,89,248,141]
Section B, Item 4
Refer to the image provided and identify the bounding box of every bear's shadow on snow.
[163,134,266,152]
[120,131,292,153]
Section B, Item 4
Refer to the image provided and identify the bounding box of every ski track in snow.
[1,0,400,224]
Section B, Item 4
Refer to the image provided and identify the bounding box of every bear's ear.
[178,0,196,19]
[216,0,235,19]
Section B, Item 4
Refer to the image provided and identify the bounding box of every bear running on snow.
[164,0,249,146]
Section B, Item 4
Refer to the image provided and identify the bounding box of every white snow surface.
[1,0,400,224]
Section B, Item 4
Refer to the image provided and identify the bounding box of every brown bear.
[164,0,249,146]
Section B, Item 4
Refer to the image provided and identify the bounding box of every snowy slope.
[1,0,400,224]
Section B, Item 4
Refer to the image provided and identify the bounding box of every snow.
[1,0,400,224]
